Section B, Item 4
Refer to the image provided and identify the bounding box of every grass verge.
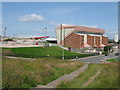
[58,62,119,88]
[2,57,84,88]
[107,58,119,62]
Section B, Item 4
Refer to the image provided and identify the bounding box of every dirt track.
[36,63,89,88]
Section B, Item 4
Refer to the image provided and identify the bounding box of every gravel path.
[36,63,89,88]
[83,69,101,87]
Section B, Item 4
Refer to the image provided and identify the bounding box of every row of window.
[75,31,103,35]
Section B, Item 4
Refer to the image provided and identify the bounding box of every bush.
[102,51,109,55]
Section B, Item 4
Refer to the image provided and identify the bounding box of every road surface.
[72,53,119,63]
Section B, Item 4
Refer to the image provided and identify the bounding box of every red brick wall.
[59,33,108,49]
[61,33,84,49]
[87,35,94,47]
[80,35,84,47]
[102,36,108,46]
[95,36,100,46]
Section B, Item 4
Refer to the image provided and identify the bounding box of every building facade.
[114,34,118,42]
[55,25,108,49]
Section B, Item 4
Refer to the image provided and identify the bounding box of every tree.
[108,39,115,43]
[117,40,120,44]
[4,38,13,41]
[104,46,112,52]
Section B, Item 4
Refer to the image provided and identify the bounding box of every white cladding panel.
[100,36,102,44]
[55,28,75,43]
[84,34,87,44]
[114,34,118,42]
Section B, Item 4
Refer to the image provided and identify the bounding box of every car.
[115,53,119,56]
[105,53,108,56]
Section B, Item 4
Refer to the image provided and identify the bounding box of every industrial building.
[55,25,108,49]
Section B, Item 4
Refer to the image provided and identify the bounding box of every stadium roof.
[56,25,105,34]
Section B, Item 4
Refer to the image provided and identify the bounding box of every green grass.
[2,57,84,88]
[2,46,93,59]
[58,63,119,88]
[107,58,119,62]
[86,63,119,88]
[58,64,101,88]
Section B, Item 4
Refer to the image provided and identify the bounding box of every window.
[75,31,103,35]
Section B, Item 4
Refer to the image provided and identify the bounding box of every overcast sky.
[2,2,118,39]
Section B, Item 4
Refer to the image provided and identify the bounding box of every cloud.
[0,19,2,24]
[105,29,118,35]
[55,9,71,14]
[51,7,80,15]
[48,22,75,26]
[48,21,60,26]
[19,14,44,22]
[79,24,98,28]
[105,29,118,39]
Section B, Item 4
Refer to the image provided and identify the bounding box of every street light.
[4,27,6,40]
[61,24,65,60]
[45,28,47,36]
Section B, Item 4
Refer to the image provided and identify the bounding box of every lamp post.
[60,24,64,60]
[45,28,47,36]
[62,27,65,60]
[4,27,6,40]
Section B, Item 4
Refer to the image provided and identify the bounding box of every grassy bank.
[2,57,84,88]
[86,63,119,88]
[58,63,119,88]
[2,46,93,59]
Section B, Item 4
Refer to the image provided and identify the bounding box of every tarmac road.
[72,53,119,63]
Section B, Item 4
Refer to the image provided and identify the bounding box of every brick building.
[55,25,108,49]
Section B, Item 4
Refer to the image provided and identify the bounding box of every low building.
[55,25,108,49]
[45,38,57,43]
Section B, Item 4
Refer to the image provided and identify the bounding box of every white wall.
[114,34,118,42]
[55,28,75,43]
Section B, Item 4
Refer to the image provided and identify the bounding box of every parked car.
[105,53,108,56]
[115,53,119,56]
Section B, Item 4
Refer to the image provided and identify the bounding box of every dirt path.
[36,63,89,88]
[3,56,36,60]
[83,69,101,87]
[1,44,43,48]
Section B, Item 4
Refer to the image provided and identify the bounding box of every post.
[60,24,62,45]
[64,27,65,46]
[60,24,62,59]
[62,27,65,60]
[61,24,64,60]
[45,28,47,36]
[104,56,106,62]
[13,34,15,39]
[4,27,6,40]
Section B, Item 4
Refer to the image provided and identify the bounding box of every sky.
[0,2,2,35]
[2,2,118,39]
[2,0,119,2]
